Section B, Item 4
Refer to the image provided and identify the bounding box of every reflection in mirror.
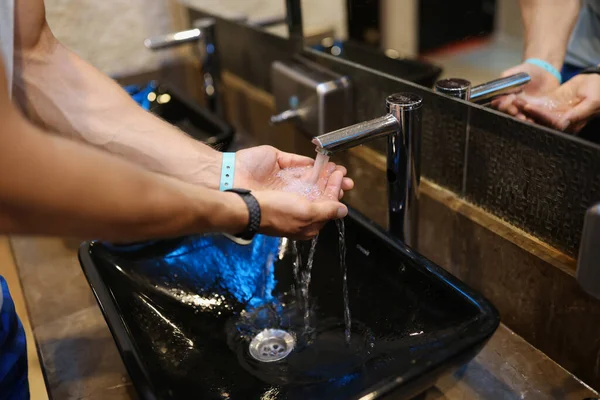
[304,0,515,87]
[178,0,288,36]
[301,0,443,87]
[302,0,600,143]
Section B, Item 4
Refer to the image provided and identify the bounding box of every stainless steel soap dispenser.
[270,57,352,137]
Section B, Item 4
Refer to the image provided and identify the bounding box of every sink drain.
[249,329,295,362]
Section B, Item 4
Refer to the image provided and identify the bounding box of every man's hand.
[254,168,348,240]
[514,74,600,133]
[491,0,580,120]
[492,63,561,120]
[234,145,354,199]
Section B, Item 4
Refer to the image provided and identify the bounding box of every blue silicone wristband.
[219,152,236,191]
[525,58,562,83]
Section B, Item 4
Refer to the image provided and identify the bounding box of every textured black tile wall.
[419,91,469,194]
[466,107,600,256]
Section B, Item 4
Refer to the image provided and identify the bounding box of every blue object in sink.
[123,81,157,111]
[79,208,499,399]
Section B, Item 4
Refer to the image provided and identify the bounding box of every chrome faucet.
[144,16,287,115]
[435,72,531,104]
[144,18,220,114]
[312,93,423,247]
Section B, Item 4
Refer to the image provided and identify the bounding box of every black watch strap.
[225,188,261,241]
[580,66,600,75]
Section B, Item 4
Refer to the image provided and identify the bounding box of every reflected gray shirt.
[0,0,14,98]
[565,0,600,68]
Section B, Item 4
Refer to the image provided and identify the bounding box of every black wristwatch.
[225,188,261,242]
[580,66,600,75]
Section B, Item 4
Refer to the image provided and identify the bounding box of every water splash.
[276,152,330,200]
[276,167,323,200]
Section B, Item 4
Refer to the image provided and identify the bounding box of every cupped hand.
[234,145,354,199]
[491,62,561,120]
[514,74,600,133]
[253,169,348,240]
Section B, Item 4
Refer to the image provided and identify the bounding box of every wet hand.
[491,62,561,121]
[253,169,348,240]
[234,145,354,199]
[514,74,600,133]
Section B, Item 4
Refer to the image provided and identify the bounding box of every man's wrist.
[225,188,261,240]
[525,58,563,83]
[219,152,236,191]
[180,144,223,189]
[524,44,564,71]
[210,191,249,235]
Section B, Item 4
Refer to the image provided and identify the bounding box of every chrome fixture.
[144,16,288,115]
[435,73,531,104]
[249,329,295,362]
[145,18,220,114]
[434,78,472,100]
[270,58,352,136]
[577,203,600,300]
[471,73,531,104]
[312,93,423,247]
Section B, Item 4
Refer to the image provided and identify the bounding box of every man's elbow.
[17,22,59,59]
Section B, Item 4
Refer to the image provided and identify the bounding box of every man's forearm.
[0,110,247,242]
[14,24,223,188]
[519,0,580,69]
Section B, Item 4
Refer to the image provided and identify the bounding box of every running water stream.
[301,235,319,333]
[278,150,351,342]
[336,219,351,344]
[291,241,302,297]
[309,152,330,184]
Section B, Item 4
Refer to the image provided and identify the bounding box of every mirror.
[300,0,600,143]
[302,0,516,87]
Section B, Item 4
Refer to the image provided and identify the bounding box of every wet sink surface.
[79,209,499,400]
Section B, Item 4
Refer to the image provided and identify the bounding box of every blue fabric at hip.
[0,276,28,400]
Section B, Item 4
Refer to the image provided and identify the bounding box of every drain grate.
[249,329,295,362]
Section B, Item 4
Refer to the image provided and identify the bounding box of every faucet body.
[312,93,423,247]
[145,18,220,114]
[144,17,288,116]
[435,73,531,104]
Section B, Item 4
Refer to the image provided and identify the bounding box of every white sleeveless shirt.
[0,0,14,98]
[0,0,11,311]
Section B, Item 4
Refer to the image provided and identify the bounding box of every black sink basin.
[125,81,234,150]
[79,208,498,399]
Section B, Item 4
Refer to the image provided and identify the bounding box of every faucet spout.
[470,72,531,104]
[435,73,531,104]
[312,93,423,247]
[311,114,399,153]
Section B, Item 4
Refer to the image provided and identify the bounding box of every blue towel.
[0,276,28,400]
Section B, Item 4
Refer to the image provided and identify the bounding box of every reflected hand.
[514,74,600,133]
[491,62,561,121]
[234,145,354,199]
